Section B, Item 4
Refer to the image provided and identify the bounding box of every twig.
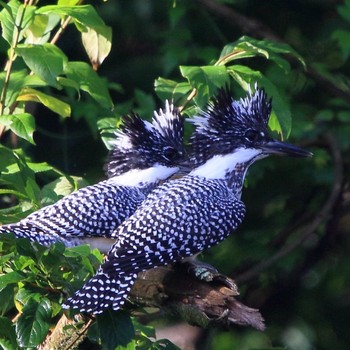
[50,16,72,46]
[179,88,197,112]
[236,133,343,283]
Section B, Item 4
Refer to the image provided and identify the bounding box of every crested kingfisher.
[0,101,186,251]
[62,86,312,314]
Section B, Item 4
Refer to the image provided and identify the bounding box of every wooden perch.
[41,263,264,349]
[129,263,265,331]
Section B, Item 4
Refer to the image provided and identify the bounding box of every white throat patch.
[191,148,262,179]
[108,165,179,186]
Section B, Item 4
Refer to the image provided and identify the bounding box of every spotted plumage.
[63,86,312,314]
[0,101,186,248]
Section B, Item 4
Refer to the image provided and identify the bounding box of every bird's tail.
[62,270,137,314]
[0,222,63,246]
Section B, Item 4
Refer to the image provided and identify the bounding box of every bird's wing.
[102,176,246,276]
[20,182,144,238]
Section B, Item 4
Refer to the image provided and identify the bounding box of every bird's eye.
[244,129,262,143]
[163,146,178,161]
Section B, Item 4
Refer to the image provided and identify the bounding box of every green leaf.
[0,113,35,144]
[24,13,60,45]
[97,117,119,150]
[58,0,81,5]
[0,146,41,205]
[0,286,15,315]
[37,5,109,35]
[82,26,112,68]
[25,161,56,174]
[15,43,68,87]
[0,69,27,109]
[0,0,36,45]
[17,87,71,118]
[65,61,113,109]
[154,78,192,103]
[259,77,291,138]
[0,271,24,290]
[97,310,135,350]
[0,316,18,350]
[56,76,81,94]
[219,36,305,71]
[16,298,52,348]
[41,176,88,206]
[180,65,229,106]
[227,64,263,91]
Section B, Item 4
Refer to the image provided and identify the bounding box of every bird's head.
[106,101,187,179]
[189,86,312,180]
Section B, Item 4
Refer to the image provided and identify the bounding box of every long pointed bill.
[262,140,313,158]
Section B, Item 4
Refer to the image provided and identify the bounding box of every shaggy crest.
[190,86,273,165]
[191,86,271,137]
[106,103,184,178]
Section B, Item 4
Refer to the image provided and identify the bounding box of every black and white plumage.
[63,86,312,314]
[0,101,186,249]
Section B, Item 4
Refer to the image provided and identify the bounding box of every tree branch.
[42,263,265,349]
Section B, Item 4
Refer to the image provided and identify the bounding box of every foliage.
[0,0,349,349]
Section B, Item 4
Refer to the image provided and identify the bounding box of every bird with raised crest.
[62,85,312,314]
[0,101,186,251]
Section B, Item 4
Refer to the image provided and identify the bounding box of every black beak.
[262,140,313,158]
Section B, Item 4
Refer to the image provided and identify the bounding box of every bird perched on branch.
[0,101,186,251]
[63,86,312,314]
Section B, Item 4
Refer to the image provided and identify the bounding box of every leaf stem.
[50,16,72,46]
[214,49,245,66]
[179,88,197,112]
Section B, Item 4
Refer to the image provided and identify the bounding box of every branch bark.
[42,264,265,349]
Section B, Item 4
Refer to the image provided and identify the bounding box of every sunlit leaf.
[0,271,24,290]
[0,113,35,144]
[0,70,27,109]
[154,78,192,103]
[24,13,60,45]
[17,87,71,118]
[15,43,68,87]
[82,26,112,69]
[58,0,81,5]
[65,61,113,109]
[37,5,107,34]
[219,36,305,71]
[180,65,229,106]
[0,0,36,45]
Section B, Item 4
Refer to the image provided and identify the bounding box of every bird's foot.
[181,259,238,292]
